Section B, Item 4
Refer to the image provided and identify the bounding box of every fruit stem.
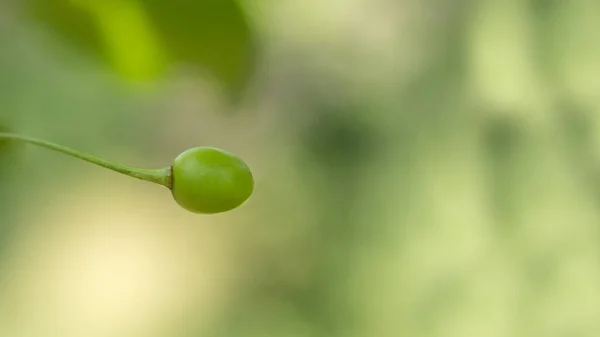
[0,132,171,188]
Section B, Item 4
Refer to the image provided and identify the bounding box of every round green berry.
[170,147,254,214]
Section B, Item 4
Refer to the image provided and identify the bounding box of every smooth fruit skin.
[170,147,254,214]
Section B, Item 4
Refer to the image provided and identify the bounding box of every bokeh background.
[1,0,600,336]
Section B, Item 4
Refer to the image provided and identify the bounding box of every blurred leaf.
[24,0,256,97]
[24,0,165,83]
[142,0,256,97]
[25,0,105,58]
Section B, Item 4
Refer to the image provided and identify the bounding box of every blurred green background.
[2,0,600,336]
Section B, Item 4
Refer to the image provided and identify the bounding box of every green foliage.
[142,0,256,96]
[24,0,256,98]
[24,0,104,60]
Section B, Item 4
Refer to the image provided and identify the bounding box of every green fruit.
[170,147,254,214]
[0,132,254,214]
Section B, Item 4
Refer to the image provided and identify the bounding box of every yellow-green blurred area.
[2,0,600,336]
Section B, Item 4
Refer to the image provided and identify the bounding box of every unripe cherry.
[0,132,254,214]
[170,147,254,214]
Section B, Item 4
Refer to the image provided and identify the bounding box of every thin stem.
[0,132,171,188]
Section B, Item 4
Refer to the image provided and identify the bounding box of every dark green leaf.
[142,0,256,97]
[25,0,105,62]
[23,0,256,98]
